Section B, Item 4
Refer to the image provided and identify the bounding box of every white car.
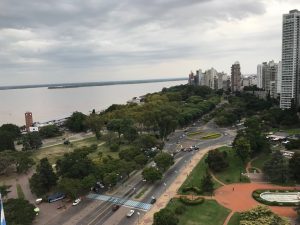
[72,198,81,206]
[127,209,135,217]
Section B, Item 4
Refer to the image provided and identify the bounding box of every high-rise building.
[231,61,241,92]
[25,112,33,132]
[280,9,300,109]
[277,61,282,95]
[257,65,263,89]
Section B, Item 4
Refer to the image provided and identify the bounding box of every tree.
[15,152,35,174]
[103,172,119,187]
[85,114,104,140]
[289,152,300,182]
[0,151,15,174]
[65,111,88,132]
[22,132,42,150]
[119,148,140,161]
[107,118,133,143]
[118,160,136,178]
[142,167,162,183]
[0,184,11,198]
[134,154,148,167]
[4,198,36,225]
[0,130,15,151]
[29,158,57,196]
[58,178,83,199]
[233,137,250,164]
[56,148,95,179]
[205,149,228,172]
[123,126,138,142]
[153,208,179,225]
[200,170,214,194]
[39,125,62,138]
[263,151,289,183]
[154,152,174,172]
[0,123,21,139]
[240,205,289,225]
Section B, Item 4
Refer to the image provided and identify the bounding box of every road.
[44,119,235,225]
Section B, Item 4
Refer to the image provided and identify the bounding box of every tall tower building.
[25,112,33,132]
[231,61,241,92]
[280,9,300,109]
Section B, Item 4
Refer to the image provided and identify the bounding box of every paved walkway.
[138,144,223,225]
[223,211,234,225]
[215,183,300,218]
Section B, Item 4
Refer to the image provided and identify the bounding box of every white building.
[257,64,263,89]
[277,61,282,95]
[280,9,300,109]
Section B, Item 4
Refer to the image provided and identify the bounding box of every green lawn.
[33,136,124,164]
[227,212,240,225]
[166,199,230,225]
[270,128,300,135]
[251,152,272,171]
[16,184,25,199]
[214,146,250,184]
[201,133,222,140]
[179,153,221,195]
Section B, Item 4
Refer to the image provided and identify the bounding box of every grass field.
[251,152,272,171]
[16,184,25,199]
[270,128,300,135]
[33,136,124,164]
[178,153,221,194]
[187,130,204,137]
[32,136,100,163]
[214,146,250,184]
[201,133,222,140]
[166,199,230,225]
[227,212,240,225]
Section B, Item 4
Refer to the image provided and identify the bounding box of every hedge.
[179,196,205,205]
[181,186,203,195]
[252,189,300,207]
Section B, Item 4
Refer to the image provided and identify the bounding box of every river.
[0,80,186,126]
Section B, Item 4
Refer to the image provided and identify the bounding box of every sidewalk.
[138,144,223,225]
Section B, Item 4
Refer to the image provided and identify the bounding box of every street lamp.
[137,212,140,224]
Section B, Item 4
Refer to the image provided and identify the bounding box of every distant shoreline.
[0,77,187,90]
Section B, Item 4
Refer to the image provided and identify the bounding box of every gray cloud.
[0,0,280,84]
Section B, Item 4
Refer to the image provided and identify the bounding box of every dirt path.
[246,158,262,173]
[223,211,234,225]
[209,170,226,186]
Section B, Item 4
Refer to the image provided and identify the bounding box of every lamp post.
[137,212,140,225]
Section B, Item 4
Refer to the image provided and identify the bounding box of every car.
[127,209,135,217]
[72,198,81,206]
[112,204,120,211]
[150,196,156,204]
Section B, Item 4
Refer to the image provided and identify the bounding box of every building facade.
[25,112,33,132]
[231,61,241,92]
[280,9,300,109]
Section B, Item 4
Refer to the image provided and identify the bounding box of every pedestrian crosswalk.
[87,194,152,211]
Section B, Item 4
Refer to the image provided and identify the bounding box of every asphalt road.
[45,119,235,225]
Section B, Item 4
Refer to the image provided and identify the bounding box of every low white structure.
[260,191,300,203]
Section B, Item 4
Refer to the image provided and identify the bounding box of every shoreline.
[0,77,186,91]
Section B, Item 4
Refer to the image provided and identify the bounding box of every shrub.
[110,143,119,152]
[179,196,204,205]
[181,186,202,195]
[174,205,186,215]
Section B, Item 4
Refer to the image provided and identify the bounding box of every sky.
[0,0,300,85]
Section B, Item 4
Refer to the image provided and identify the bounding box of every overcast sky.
[0,0,299,85]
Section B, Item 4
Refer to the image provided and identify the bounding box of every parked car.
[112,204,120,211]
[72,198,81,206]
[127,209,135,217]
[150,196,156,204]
